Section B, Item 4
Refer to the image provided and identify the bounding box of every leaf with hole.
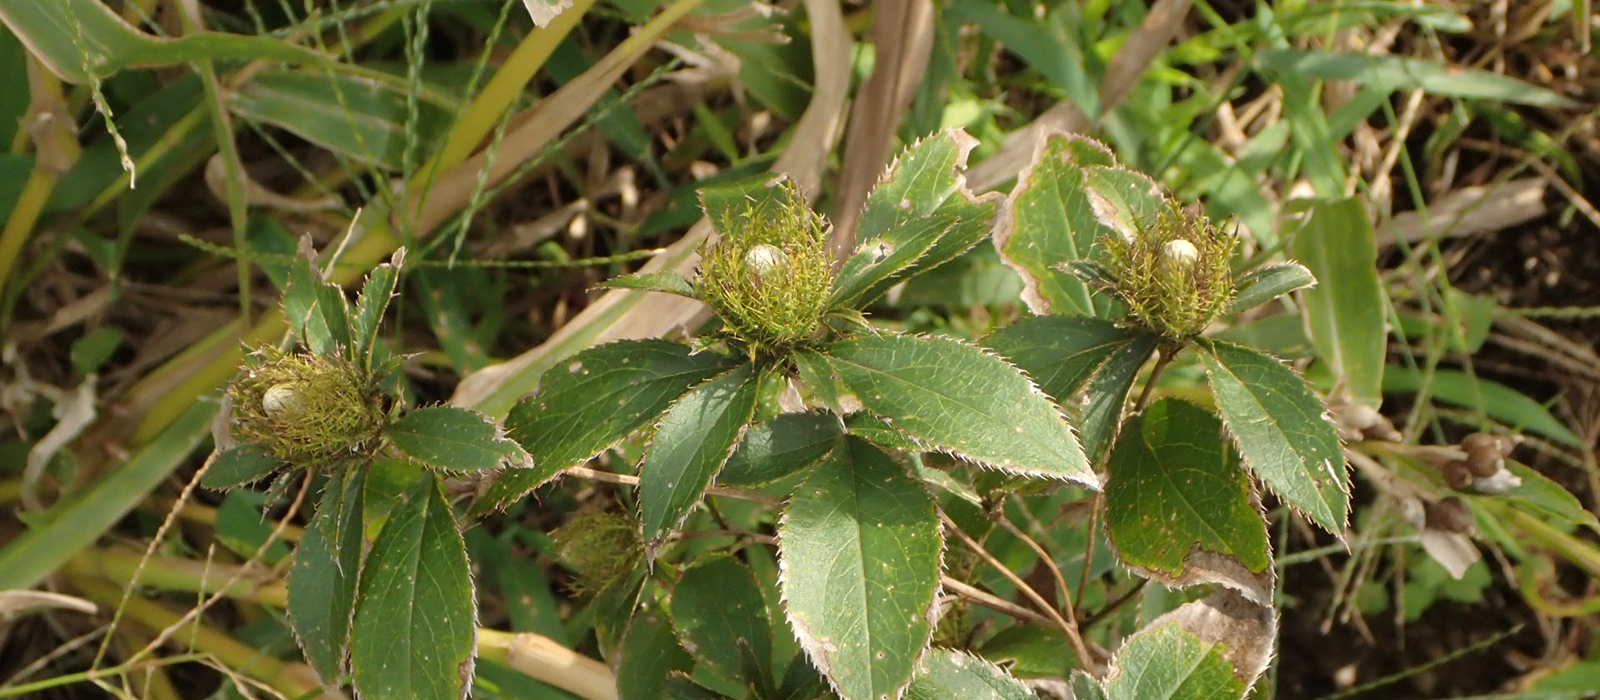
[994,131,1119,316]
[389,406,527,472]
[779,438,942,700]
[1106,399,1271,604]
[484,340,738,512]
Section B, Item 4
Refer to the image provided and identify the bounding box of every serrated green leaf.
[906,649,1037,700]
[388,406,527,472]
[640,364,760,547]
[1101,624,1246,700]
[595,272,698,298]
[351,474,476,700]
[1200,340,1348,534]
[830,213,954,309]
[984,316,1146,402]
[484,340,737,512]
[288,468,365,684]
[672,555,776,693]
[1229,262,1315,313]
[617,606,692,700]
[994,132,1118,316]
[779,438,941,700]
[718,412,842,488]
[1077,334,1159,468]
[285,253,332,355]
[352,249,404,369]
[825,334,1096,487]
[1290,199,1386,406]
[316,280,354,358]
[1259,49,1576,108]
[841,130,1001,307]
[1106,399,1270,594]
[202,445,283,489]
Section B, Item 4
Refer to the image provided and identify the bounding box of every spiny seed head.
[550,509,641,595]
[696,177,833,354]
[1102,205,1237,339]
[227,348,385,466]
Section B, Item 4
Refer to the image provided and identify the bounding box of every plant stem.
[478,629,618,700]
[1131,342,1180,414]
[562,466,782,507]
[939,510,1100,674]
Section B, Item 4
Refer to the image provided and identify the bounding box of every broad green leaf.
[352,475,476,700]
[388,406,528,472]
[840,130,1002,306]
[1259,49,1576,108]
[1200,340,1348,534]
[228,69,452,170]
[201,445,283,489]
[977,625,1075,679]
[314,273,353,357]
[594,272,698,298]
[671,555,776,693]
[1082,166,1169,241]
[984,315,1147,402]
[285,251,336,355]
[780,438,941,700]
[352,249,405,370]
[1382,367,1581,447]
[718,412,842,488]
[1071,332,1158,467]
[1106,399,1270,603]
[288,468,366,684]
[485,340,737,512]
[825,335,1097,488]
[0,0,339,83]
[1290,199,1386,406]
[617,606,692,700]
[640,364,760,547]
[1229,262,1315,313]
[994,132,1118,315]
[906,649,1036,700]
[1101,624,1245,700]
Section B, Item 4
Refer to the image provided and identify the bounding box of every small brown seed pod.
[1424,497,1474,534]
[1461,433,1505,477]
[1441,460,1475,490]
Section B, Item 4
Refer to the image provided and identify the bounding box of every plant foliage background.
[0,1,1598,699]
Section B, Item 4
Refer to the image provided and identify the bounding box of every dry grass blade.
[830,0,935,254]
[1376,178,1548,244]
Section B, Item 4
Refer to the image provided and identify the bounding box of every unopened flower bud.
[1441,460,1474,489]
[262,383,300,416]
[1424,497,1474,534]
[1158,239,1200,276]
[744,244,788,284]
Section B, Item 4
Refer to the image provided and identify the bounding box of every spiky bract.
[550,509,641,594]
[1102,206,1236,339]
[696,179,833,355]
[227,348,386,465]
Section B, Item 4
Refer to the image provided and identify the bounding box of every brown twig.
[562,466,782,507]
